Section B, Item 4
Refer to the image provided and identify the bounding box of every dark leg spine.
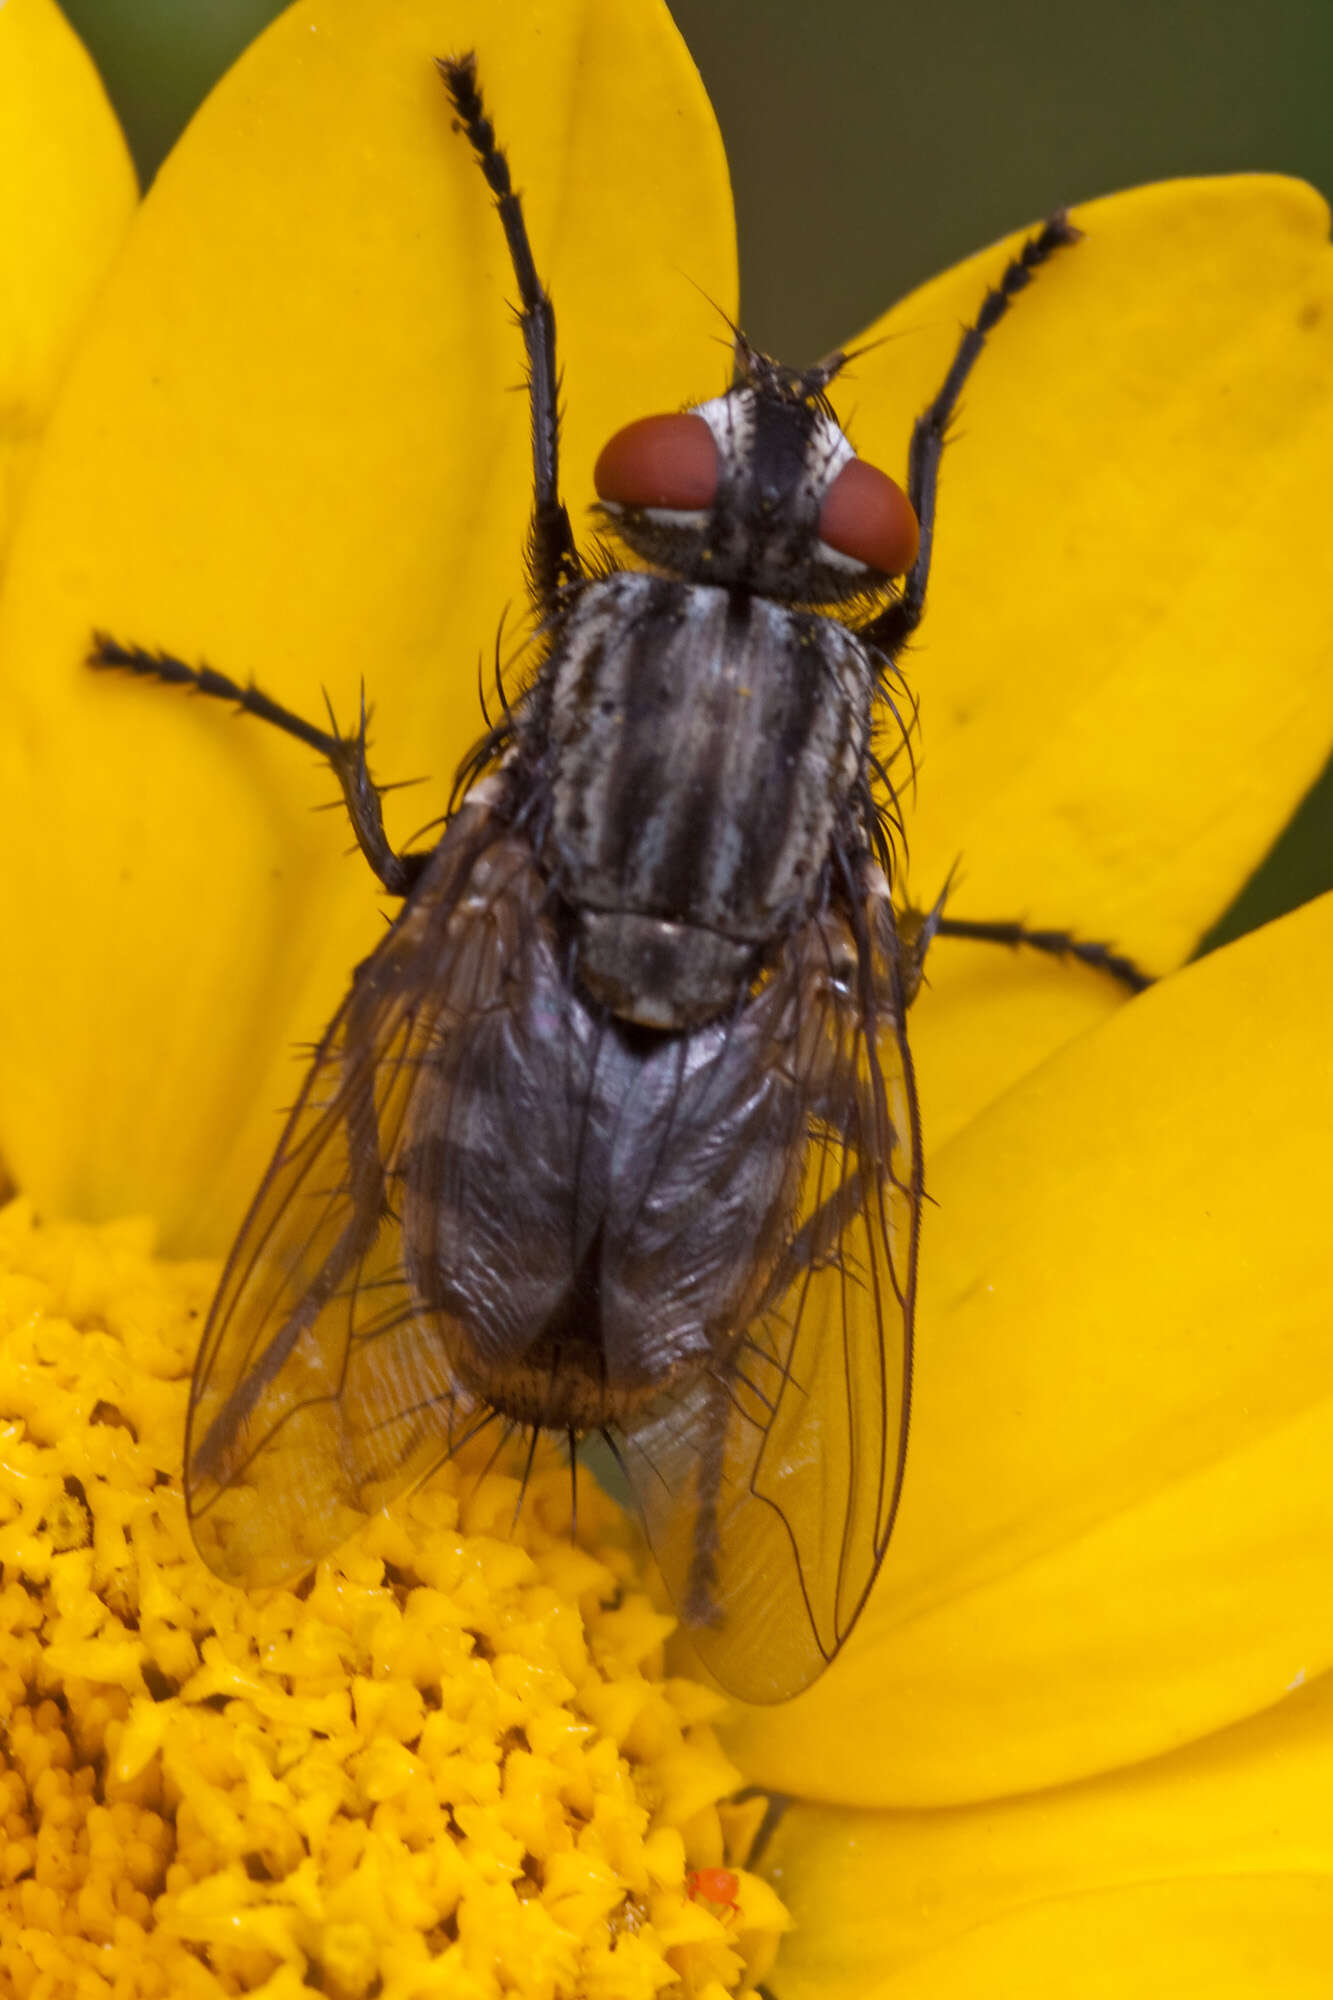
[864,214,1081,658]
[931,913,1153,993]
[88,633,425,896]
[437,53,582,611]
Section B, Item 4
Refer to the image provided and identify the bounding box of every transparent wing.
[186,805,524,1585]
[614,885,921,1702]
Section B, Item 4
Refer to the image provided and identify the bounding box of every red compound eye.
[817,457,919,575]
[594,414,719,510]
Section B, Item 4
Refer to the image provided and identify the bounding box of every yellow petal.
[0,0,135,563]
[764,1667,1333,1998]
[0,0,735,1245]
[910,934,1138,1157]
[850,178,1333,1141]
[726,890,1333,1803]
[857,176,1333,962]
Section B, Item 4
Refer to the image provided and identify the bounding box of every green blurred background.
[58,0,1333,948]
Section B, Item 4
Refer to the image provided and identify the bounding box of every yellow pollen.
[0,1200,788,1998]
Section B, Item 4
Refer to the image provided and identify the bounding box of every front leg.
[437,54,582,614]
[896,881,1154,997]
[931,912,1153,993]
[88,634,428,897]
[862,214,1081,660]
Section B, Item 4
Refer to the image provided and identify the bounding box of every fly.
[89,53,1147,1702]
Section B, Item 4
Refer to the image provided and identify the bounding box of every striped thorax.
[522,342,917,1029]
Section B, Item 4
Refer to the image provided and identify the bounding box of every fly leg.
[857,220,1147,986]
[87,633,425,896]
[897,885,1154,997]
[437,54,582,613]
[861,214,1081,660]
[681,1375,730,1632]
[931,913,1152,992]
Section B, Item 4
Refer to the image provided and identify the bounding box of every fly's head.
[592,335,919,606]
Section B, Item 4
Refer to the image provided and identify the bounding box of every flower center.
[0,1202,788,1997]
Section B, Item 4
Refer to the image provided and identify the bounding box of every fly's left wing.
[185,807,531,1585]
[615,883,921,1702]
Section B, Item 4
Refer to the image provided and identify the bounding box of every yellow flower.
[2,0,1333,1994]
[2,6,785,1995]
[0,1202,785,1997]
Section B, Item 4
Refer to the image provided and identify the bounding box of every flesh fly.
[91,55,1145,1702]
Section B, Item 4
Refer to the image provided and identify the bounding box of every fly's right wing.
[616,884,921,1702]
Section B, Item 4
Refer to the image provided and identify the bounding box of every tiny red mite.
[687,1867,743,1923]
